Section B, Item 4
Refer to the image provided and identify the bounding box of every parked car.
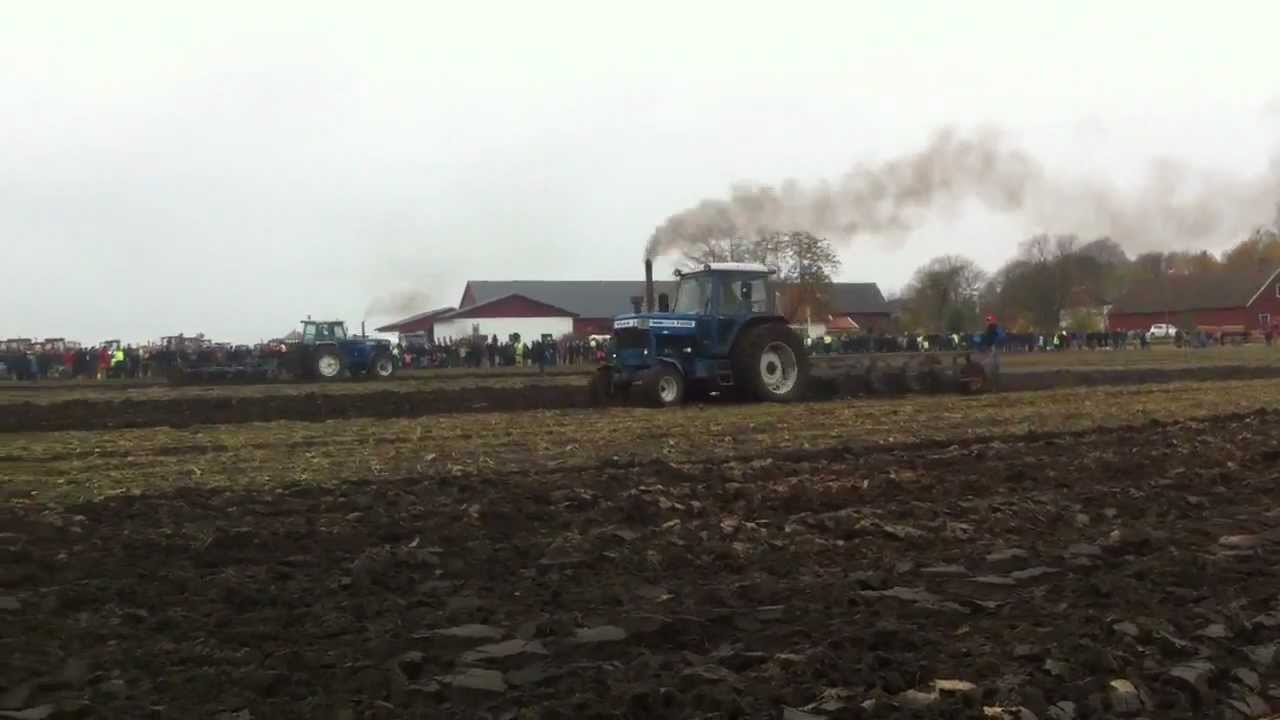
[1148,323,1178,338]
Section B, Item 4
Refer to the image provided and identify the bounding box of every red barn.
[1107,266,1280,333]
[374,307,456,343]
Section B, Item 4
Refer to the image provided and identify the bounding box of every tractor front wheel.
[643,365,685,408]
[315,350,344,380]
[734,323,808,402]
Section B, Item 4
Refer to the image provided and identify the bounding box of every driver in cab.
[721,280,755,314]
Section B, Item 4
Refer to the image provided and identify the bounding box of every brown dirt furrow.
[3,410,1280,717]
[6,364,1280,434]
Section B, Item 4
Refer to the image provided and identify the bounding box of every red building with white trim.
[1107,266,1280,332]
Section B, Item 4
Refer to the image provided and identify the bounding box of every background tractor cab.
[593,259,810,407]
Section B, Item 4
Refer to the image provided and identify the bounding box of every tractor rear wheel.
[733,323,808,402]
[315,350,344,380]
[643,365,685,408]
[370,353,395,379]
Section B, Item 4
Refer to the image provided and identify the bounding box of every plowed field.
[4,379,1280,718]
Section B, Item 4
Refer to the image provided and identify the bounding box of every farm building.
[374,279,891,343]
[459,281,678,337]
[1107,265,1280,332]
[788,283,893,337]
[373,307,456,344]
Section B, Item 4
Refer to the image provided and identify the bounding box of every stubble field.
[3,371,1280,718]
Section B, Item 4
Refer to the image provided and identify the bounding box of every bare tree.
[683,235,755,265]
[902,255,986,332]
[753,231,842,318]
[994,234,1112,331]
[1221,226,1280,272]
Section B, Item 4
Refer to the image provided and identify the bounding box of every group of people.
[0,345,145,381]
[398,335,610,370]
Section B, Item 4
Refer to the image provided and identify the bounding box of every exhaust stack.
[644,258,656,313]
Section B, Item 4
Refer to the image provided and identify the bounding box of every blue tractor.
[171,320,396,383]
[287,320,397,380]
[591,260,810,406]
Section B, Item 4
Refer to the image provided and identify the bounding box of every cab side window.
[720,281,742,314]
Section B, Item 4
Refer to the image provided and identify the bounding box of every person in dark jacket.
[982,315,1002,377]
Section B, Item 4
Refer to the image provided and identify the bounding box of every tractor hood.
[612,313,700,334]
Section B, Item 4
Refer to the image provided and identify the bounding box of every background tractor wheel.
[370,353,395,379]
[643,365,685,407]
[734,324,809,402]
[314,350,344,381]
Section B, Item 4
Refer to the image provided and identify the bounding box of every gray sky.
[4,1,1278,343]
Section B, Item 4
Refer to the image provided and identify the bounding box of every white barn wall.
[434,317,573,342]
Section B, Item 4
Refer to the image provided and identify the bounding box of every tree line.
[899,224,1280,333]
[677,212,1280,334]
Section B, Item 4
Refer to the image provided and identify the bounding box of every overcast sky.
[4,1,1278,343]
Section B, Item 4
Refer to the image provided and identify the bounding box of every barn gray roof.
[1110,266,1280,314]
[825,283,890,314]
[374,306,456,333]
[463,280,889,317]
[463,281,679,317]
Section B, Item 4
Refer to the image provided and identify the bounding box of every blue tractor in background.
[168,319,396,383]
[288,320,397,380]
[591,260,810,406]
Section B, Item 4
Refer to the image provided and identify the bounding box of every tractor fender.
[654,357,685,375]
[727,315,793,357]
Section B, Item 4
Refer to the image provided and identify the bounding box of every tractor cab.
[300,320,348,345]
[594,261,808,407]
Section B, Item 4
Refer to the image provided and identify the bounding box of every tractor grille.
[655,334,694,357]
[615,328,649,350]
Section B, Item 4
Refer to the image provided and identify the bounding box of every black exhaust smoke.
[644,258,655,313]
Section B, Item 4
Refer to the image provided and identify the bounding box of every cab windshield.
[672,275,713,314]
[303,323,347,342]
[671,272,771,314]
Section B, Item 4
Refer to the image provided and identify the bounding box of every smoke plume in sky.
[647,127,1280,260]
